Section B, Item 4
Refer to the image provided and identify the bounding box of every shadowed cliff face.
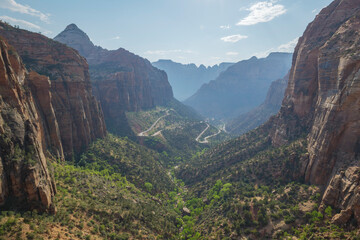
[152,60,234,101]
[0,22,107,159]
[226,73,289,136]
[0,39,56,212]
[54,24,173,135]
[270,0,360,224]
[184,53,292,120]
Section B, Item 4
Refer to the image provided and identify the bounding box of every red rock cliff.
[54,24,173,135]
[0,39,56,212]
[0,22,106,159]
[270,0,360,224]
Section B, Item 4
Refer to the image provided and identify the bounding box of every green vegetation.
[76,134,175,193]
[1,100,358,239]
[0,161,179,239]
[126,102,229,167]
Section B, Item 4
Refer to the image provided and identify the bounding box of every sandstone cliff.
[54,24,173,135]
[269,0,360,225]
[0,22,107,159]
[0,39,56,212]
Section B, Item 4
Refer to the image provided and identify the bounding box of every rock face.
[0,39,56,212]
[269,0,360,225]
[226,73,289,136]
[54,24,173,135]
[184,53,292,120]
[152,59,233,101]
[0,22,107,159]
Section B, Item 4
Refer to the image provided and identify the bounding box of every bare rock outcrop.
[270,0,360,225]
[54,24,173,135]
[0,22,107,159]
[0,39,56,212]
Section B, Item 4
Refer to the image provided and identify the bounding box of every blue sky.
[0,0,332,66]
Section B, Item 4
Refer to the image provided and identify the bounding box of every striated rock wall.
[0,22,107,159]
[27,71,64,160]
[0,39,56,212]
[270,0,360,225]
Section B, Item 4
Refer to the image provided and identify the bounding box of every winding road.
[138,109,224,143]
[138,110,170,136]
[195,123,210,143]
[202,128,222,143]
[195,123,225,144]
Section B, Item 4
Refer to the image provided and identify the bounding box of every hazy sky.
[0,0,332,66]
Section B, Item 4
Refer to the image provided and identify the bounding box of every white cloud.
[237,1,286,26]
[255,50,271,58]
[226,51,239,56]
[277,38,299,52]
[0,0,49,22]
[112,36,121,40]
[221,34,248,43]
[312,9,318,13]
[0,15,40,29]
[220,25,230,29]
[144,49,194,55]
[254,37,299,58]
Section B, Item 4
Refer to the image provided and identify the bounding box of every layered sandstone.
[270,0,360,225]
[54,24,173,135]
[0,22,106,159]
[0,39,56,212]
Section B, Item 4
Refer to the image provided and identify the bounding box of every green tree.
[145,182,153,192]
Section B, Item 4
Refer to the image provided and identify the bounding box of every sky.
[0,0,333,66]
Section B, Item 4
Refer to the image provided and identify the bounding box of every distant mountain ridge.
[184,52,292,120]
[226,73,289,135]
[54,24,174,135]
[152,59,233,101]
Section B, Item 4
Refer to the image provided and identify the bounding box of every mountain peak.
[54,23,94,57]
[65,23,80,31]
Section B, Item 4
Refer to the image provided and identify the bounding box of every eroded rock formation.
[0,22,107,159]
[54,24,173,135]
[0,39,56,212]
[270,0,360,225]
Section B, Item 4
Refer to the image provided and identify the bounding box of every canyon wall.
[0,22,106,159]
[54,24,173,135]
[0,39,56,212]
[270,0,360,224]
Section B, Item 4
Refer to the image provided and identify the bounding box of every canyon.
[184,52,292,120]
[152,59,233,101]
[0,0,359,238]
[226,73,289,135]
[54,24,174,136]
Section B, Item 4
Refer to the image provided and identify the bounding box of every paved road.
[202,128,222,143]
[138,110,169,136]
[195,123,210,143]
[196,123,224,144]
